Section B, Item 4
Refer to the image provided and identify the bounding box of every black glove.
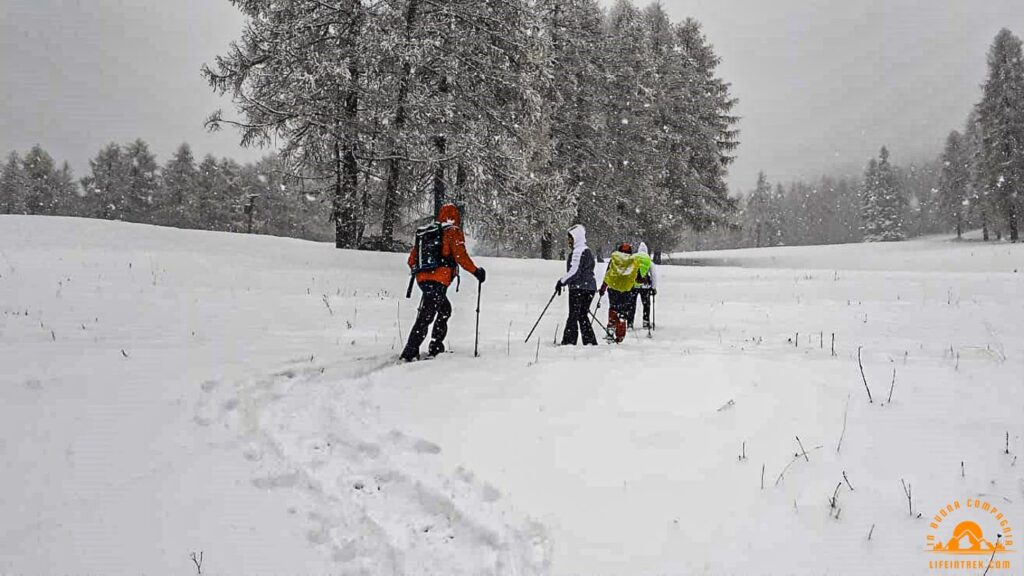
[473,267,486,283]
[555,280,563,296]
[652,288,657,296]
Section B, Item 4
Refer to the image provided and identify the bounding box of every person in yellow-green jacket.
[598,242,640,342]
[629,242,658,329]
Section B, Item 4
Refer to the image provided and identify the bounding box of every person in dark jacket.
[400,203,485,361]
[555,224,598,346]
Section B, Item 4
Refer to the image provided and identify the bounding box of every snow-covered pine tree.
[1,152,26,215]
[976,28,1024,242]
[861,147,905,241]
[424,0,548,247]
[594,0,657,250]
[742,172,783,247]
[964,110,994,240]
[122,139,159,223]
[666,18,739,233]
[792,181,836,245]
[632,3,687,255]
[52,162,79,217]
[900,160,942,237]
[248,156,331,240]
[938,130,970,239]
[81,143,130,220]
[21,145,63,216]
[194,155,231,232]
[532,0,606,258]
[781,182,807,245]
[206,0,738,255]
[818,176,863,244]
[157,143,198,228]
[204,0,369,249]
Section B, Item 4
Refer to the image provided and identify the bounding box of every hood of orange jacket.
[407,203,477,287]
[437,203,461,228]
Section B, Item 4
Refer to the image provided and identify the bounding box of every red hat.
[617,242,633,254]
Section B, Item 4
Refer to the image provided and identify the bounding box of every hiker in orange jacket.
[400,203,485,361]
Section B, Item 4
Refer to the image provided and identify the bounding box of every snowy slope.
[2,215,1022,575]
[671,232,1024,273]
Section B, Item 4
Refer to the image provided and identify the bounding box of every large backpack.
[412,221,454,273]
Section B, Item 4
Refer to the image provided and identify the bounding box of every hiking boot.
[399,348,419,362]
[642,320,651,329]
[427,340,445,357]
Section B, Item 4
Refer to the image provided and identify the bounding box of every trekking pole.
[474,282,482,357]
[651,293,656,331]
[587,305,617,341]
[524,290,558,343]
[405,273,415,299]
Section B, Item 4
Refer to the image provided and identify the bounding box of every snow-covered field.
[671,232,1023,273]
[2,215,1023,575]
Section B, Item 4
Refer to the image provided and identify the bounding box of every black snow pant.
[619,288,639,328]
[402,281,451,359]
[637,287,652,325]
[561,289,598,346]
[607,289,633,341]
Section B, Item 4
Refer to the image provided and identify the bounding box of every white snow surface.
[2,215,1023,575]
[671,231,1024,273]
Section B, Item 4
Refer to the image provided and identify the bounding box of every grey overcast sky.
[1,1,1022,194]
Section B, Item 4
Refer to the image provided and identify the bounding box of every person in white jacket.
[555,224,598,345]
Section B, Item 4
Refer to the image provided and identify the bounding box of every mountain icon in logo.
[929,521,1007,554]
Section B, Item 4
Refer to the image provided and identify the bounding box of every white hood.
[568,224,587,248]
[560,224,589,285]
[638,242,649,255]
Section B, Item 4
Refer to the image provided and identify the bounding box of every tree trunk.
[433,134,446,217]
[380,0,420,243]
[540,232,553,260]
[357,187,369,246]
[334,62,361,250]
[955,215,962,240]
[432,74,449,217]
[982,208,990,241]
[332,140,347,249]
[342,141,359,245]
[1008,201,1019,242]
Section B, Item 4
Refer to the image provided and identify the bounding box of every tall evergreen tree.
[742,172,783,247]
[81,143,130,220]
[964,110,994,240]
[22,145,62,216]
[123,139,160,223]
[531,0,605,258]
[204,0,369,248]
[900,160,942,237]
[52,161,79,216]
[192,155,237,231]
[938,131,970,238]
[0,152,26,215]
[157,143,199,228]
[861,147,905,241]
[976,28,1024,242]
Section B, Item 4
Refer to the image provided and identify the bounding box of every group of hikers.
[399,203,658,362]
[555,223,658,346]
